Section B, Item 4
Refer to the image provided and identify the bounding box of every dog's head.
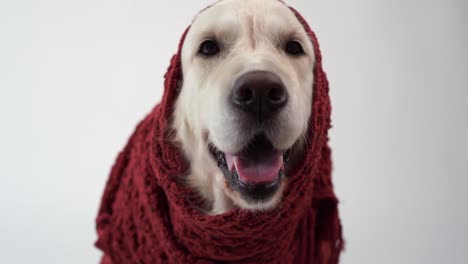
[174,0,315,212]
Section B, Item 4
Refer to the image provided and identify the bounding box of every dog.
[96,1,344,262]
[173,0,315,214]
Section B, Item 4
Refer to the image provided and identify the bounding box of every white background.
[1,0,467,263]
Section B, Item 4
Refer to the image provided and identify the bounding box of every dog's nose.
[231,71,288,121]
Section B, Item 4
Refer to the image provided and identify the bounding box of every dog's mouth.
[209,133,291,203]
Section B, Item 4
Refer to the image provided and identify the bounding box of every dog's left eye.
[285,41,305,56]
[198,40,220,57]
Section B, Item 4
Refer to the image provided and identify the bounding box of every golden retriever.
[173,0,315,214]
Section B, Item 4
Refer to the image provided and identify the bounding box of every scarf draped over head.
[95,3,343,264]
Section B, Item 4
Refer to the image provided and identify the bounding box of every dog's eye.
[198,40,220,56]
[285,41,305,56]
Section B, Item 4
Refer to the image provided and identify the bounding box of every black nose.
[231,71,288,121]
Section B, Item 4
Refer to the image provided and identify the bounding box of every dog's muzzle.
[206,71,292,203]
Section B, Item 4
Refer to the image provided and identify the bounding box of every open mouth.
[209,133,291,203]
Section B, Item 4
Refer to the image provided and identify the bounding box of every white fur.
[173,0,315,214]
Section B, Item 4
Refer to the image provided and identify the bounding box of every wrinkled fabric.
[95,4,343,264]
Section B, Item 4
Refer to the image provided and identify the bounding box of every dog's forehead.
[190,0,302,35]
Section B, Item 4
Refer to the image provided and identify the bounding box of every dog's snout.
[231,71,288,121]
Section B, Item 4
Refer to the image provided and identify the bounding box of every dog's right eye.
[285,41,305,56]
[198,40,220,57]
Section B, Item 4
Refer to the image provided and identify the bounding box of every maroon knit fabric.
[95,5,343,264]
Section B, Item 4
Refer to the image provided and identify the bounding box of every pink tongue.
[226,152,283,184]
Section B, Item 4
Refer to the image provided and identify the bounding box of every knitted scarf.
[95,4,343,264]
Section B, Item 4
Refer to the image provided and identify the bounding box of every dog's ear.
[175,79,183,93]
[288,6,332,153]
[160,26,191,120]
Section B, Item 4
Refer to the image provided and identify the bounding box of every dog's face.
[174,0,315,212]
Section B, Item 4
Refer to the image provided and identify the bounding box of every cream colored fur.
[173,0,315,214]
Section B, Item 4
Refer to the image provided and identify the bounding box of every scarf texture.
[95,4,343,264]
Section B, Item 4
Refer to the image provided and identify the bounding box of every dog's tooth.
[225,154,235,172]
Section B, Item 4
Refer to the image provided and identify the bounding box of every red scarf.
[95,5,343,264]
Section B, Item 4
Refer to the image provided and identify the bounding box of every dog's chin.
[209,133,293,210]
